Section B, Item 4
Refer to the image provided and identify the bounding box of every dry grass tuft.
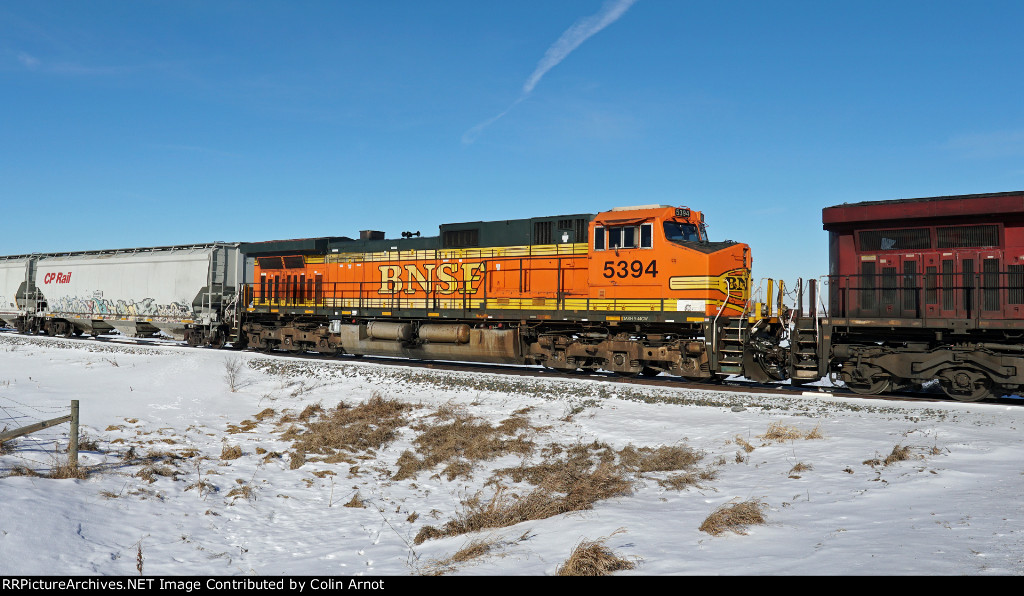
[864,444,915,467]
[419,537,499,576]
[556,533,636,576]
[226,480,256,504]
[394,410,536,481]
[135,464,177,483]
[226,420,258,434]
[657,467,719,490]
[288,395,414,461]
[760,421,824,442]
[77,432,101,452]
[7,465,40,477]
[220,444,242,460]
[413,439,708,544]
[734,435,755,452]
[860,444,917,466]
[699,499,767,536]
[883,444,912,465]
[618,445,702,472]
[788,462,813,477]
[47,458,89,480]
[415,454,635,544]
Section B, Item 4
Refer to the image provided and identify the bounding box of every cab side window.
[621,226,636,248]
[608,227,622,249]
[594,226,606,250]
[602,225,651,249]
[640,223,653,248]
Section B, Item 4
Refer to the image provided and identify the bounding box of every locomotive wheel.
[845,376,891,395]
[938,369,993,402]
[640,366,661,377]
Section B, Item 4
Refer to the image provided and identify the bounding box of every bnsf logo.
[378,263,484,295]
[43,272,72,284]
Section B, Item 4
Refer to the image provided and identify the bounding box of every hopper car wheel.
[209,333,226,349]
[640,366,661,377]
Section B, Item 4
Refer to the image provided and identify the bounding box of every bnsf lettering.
[43,272,72,285]
[378,263,485,295]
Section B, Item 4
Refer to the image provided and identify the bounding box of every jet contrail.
[463,0,639,144]
[523,0,638,95]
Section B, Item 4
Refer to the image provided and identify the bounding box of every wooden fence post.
[69,400,79,468]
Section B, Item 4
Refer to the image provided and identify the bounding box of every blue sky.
[3,1,1024,288]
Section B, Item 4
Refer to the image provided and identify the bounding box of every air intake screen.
[443,229,479,248]
[936,225,998,248]
[858,228,931,251]
[257,257,284,269]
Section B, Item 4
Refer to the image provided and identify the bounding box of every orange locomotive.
[240,205,753,378]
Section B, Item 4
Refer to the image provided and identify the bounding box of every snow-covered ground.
[0,333,1022,576]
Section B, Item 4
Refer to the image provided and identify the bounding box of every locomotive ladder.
[789,279,822,382]
[716,318,747,376]
[208,247,226,312]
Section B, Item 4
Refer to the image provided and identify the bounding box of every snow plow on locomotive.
[237,204,758,379]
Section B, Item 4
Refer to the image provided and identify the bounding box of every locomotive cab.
[588,205,751,317]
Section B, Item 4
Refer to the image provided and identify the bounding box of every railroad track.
[3,329,1019,407]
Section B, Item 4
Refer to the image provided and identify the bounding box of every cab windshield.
[663,221,703,243]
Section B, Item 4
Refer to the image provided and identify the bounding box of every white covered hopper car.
[1,244,242,346]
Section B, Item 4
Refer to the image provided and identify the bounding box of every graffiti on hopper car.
[49,295,192,318]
